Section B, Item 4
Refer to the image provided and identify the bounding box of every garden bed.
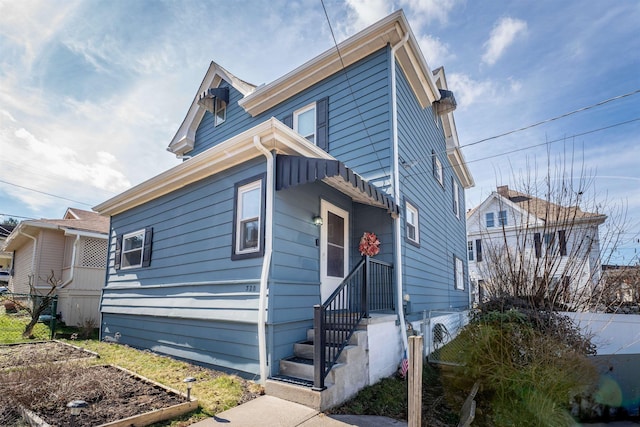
[0,364,196,426]
[0,340,98,369]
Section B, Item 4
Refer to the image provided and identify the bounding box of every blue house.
[94,10,473,409]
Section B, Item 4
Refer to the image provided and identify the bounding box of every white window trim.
[467,241,474,261]
[214,98,226,126]
[498,210,507,226]
[486,212,494,228]
[235,180,262,255]
[435,156,443,185]
[121,229,145,270]
[406,201,420,245]
[455,256,464,290]
[293,103,316,143]
[453,180,460,218]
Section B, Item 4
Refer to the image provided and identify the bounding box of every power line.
[461,88,640,148]
[0,178,93,207]
[0,213,35,220]
[464,117,640,165]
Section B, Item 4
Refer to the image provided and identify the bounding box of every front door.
[320,200,349,302]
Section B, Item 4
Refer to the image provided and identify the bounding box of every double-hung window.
[294,103,316,143]
[214,98,226,126]
[467,241,474,261]
[115,227,153,270]
[452,179,460,218]
[498,210,507,226]
[454,256,464,290]
[232,176,265,259]
[432,150,443,186]
[405,201,420,246]
[486,212,495,227]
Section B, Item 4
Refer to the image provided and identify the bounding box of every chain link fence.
[407,310,470,366]
[1,292,58,341]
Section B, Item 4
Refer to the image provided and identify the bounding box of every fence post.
[49,296,58,340]
[312,304,327,391]
[408,335,423,427]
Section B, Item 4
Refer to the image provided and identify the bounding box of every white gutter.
[60,234,80,288]
[391,29,410,355]
[253,135,274,384]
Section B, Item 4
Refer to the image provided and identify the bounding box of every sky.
[0,0,638,264]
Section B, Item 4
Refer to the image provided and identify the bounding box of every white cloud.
[448,73,496,109]
[400,0,460,25]
[416,34,452,68]
[482,17,527,66]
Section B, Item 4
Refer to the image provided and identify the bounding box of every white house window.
[498,210,508,226]
[235,180,262,255]
[454,256,464,290]
[433,152,443,186]
[486,212,495,227]
[453,179,460,218]
[467,241,474,261]
[294,103,316,143]
[121,230,145,269]
[405,201,419,245]
[214,98,226,126]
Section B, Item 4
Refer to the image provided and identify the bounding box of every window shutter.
[316,97,329,151]
[475,239,483,262]
[282,114,293,128]
[558,230,567,256]
[534,233,542,258]
[114,234,122,270]
[142,227,153,267]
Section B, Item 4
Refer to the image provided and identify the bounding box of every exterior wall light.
[67,400,88,426]
[183,376,197,401]
[312,216,323,226]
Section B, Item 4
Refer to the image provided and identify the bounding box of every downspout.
[19,229,38,290]
[253,135,274,384]
[60,234,80,288]
[391,30,410,355]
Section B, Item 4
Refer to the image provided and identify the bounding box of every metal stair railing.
[313,256,393,390]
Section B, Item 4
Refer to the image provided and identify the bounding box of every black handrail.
[313,256,394,390]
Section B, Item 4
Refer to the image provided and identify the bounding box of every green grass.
[0,313,262,427]
[0,311,50,343]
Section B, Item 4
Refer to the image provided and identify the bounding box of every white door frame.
[320,200,349,302]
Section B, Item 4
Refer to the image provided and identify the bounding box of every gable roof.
[168,10,444,154]
[467,185,607,227]
[238,10,440,117]
[168,62,257,155]
[2,208,109,252]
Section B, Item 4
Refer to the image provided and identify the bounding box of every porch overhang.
[275,155,399,217]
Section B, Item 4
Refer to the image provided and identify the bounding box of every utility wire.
[0,178,93,207]
[320,0,389,181]
[461,89,640,148]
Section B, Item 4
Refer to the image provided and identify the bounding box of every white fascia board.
[239,10,440,116]
[62,228,108,239]
[95,118,333,216]
[168,62,257,155]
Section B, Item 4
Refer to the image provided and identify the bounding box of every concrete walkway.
[192,395,407,427]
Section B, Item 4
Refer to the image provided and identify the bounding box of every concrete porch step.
[306,328,367,346]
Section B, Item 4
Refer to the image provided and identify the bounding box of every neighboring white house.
[1,208,109,326]
[0,223,15,284]
[467,185,606,305]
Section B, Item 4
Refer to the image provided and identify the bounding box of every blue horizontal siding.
[102,313,260,377]
[396,62,468,312]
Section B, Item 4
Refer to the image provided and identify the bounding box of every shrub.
[441,302,598,426]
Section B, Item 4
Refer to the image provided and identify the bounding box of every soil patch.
[1,364,188,426]
[0,340,96,369]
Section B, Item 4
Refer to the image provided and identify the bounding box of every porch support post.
[312,304,327,391]
[362,256,370,318]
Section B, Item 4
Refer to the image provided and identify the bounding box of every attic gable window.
[214,98,226,126]
[294,103,316,143]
